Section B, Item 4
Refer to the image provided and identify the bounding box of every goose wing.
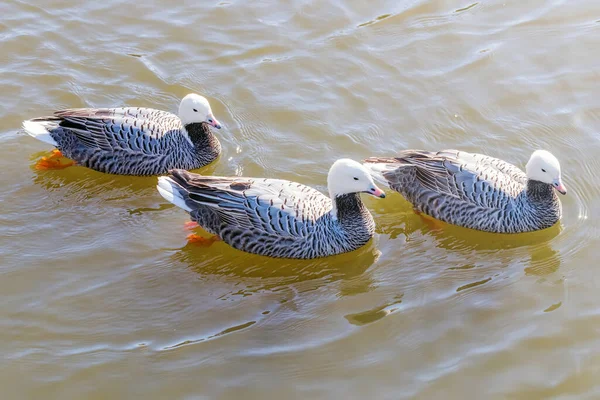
[165,169,332,237]
[51,107,185,154]
[367,150,526,208]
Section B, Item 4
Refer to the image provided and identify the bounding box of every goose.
[22,93,222,175]
[157,159,387,259]
[363,149,566,233]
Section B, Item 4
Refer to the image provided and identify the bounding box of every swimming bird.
[22,93,222,175]
[157,159,387,259]
[363,149,566,233]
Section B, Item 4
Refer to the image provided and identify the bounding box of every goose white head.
[327,158,386,199]
[178,93,221,129]
[526,150,567,195]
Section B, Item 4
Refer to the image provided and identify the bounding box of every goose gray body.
[157,165,382,259]
[22,93,223,176]
[364,150,563,233]
[25,108,220,175]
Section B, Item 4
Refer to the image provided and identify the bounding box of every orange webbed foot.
[184,221,200,230]
[186,233,221,247]
[34,149,75,170]
[49,149,63,159]
[35,157,75,170]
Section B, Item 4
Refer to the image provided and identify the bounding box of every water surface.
[2,0,600,398]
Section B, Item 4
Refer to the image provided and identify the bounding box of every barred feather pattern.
[364,150,562,233]
[29,107,220,175]
[165,169,376,259]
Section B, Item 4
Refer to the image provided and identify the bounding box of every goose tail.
[157,175,193,212]
[362,157,402,185]
[22,118,59,146]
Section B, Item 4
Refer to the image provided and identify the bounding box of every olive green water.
[2,0,600,398]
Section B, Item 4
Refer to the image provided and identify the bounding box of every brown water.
[2,0,600,398]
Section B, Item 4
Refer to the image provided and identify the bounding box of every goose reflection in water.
[173,236,382,297]
[373,197,563,281]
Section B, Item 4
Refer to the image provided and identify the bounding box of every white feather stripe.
[22,120,58,146]
[157,177,192,212]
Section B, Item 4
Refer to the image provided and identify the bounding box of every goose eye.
[353,177,359,181]
[193,108,198,112]
[541,168,546,173]
[208,118,213,123]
